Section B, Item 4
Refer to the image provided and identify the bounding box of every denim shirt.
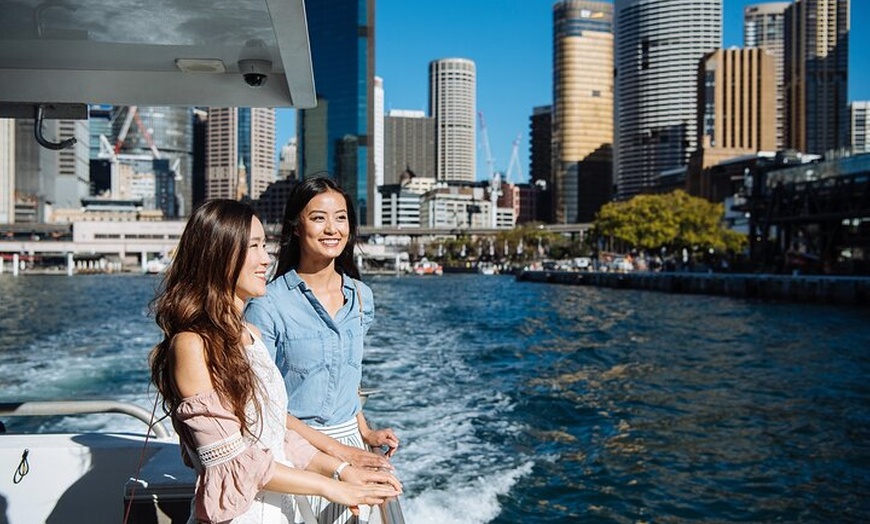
[244,270,374,427]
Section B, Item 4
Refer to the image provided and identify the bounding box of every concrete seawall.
[516,270,870,307]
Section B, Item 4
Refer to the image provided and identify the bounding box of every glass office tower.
[614,0,721,199]
[298,0,374,224]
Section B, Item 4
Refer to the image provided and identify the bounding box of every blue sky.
[278,0,867,182]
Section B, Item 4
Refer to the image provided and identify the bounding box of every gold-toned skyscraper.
[552,0,613,223]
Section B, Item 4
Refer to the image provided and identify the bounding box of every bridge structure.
[356,222,592,239]
[0,220,594,275]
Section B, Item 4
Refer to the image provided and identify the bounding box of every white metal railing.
[0,400,169,438]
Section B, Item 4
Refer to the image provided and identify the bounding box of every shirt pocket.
[279,332,328,386]
[344,323,365,369]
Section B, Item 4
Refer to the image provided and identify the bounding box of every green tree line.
[593,190,746,254]
[416,190,745,265]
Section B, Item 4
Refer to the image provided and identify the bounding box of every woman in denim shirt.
[246,177,400,524]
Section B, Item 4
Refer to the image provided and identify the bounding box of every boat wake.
[402,461,534,524]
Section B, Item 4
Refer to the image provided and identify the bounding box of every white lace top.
[174,328,314,524]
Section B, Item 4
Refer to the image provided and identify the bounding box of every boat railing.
[0,400,171,438]
[359,389,406,524]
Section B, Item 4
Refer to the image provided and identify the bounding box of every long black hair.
[272,176,361,280]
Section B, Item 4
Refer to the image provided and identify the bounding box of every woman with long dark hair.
[150,199,400,524]
[246,177,400,523]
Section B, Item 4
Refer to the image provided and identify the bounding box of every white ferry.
[0,2,402,523]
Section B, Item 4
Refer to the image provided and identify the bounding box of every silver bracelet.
[332,461,351,481]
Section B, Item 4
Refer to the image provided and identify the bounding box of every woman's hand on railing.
[362,427,400,458]
[341,465,403,492]
[337,443,394,470]
[323,479,401,510]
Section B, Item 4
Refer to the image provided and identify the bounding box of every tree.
[594,190,745,253]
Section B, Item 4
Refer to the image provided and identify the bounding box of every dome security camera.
[238,59,272,88]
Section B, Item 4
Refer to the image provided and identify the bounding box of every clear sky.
[278,0,867,183]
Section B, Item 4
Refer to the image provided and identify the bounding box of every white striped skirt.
[294,417,382,524]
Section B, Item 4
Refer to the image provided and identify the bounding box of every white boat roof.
[0,0,316,111]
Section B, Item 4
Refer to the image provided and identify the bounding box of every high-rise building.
[784,0,850,155]
[614,0,722,199]
[529,105,554,223]
[744,2,790,151]
[278,137,298,180]
[700,49,777,155]
[691,48,777,199]
[112,106,193,216]
[205,107,275,201]
[851,101,870,154]
[13,118,89,221]
[373,76,385,227]
[384,110,436,185]
[553,0,613,223]
[55,119,91,209]
[429,58,476,182]
[0,119,13,223]
[298,0,375,224]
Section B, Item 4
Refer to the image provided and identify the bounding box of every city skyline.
[276,0,868,184]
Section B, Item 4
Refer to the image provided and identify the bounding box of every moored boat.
[412,257,443,275]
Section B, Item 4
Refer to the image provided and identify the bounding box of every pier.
[516,270,870,307]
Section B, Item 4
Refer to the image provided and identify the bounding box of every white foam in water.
[401,461,534,524]
[366,345,531,523]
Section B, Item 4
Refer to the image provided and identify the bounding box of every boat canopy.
[0,0,316,116]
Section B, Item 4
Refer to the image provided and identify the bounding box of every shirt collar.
[281,269,353,292]
[281,269,305,290]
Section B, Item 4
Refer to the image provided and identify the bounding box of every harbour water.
[1,273,869,523]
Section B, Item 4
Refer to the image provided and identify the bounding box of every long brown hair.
[273,176,361,280]
[149,199,262,436]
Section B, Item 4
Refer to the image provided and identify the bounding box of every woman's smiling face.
[296,189,350,264]
[234,215,271,305]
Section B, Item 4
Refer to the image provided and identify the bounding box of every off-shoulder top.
[172,328,318,523]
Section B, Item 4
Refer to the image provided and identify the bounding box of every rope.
[121,391,161,524]
[12,448,29,484]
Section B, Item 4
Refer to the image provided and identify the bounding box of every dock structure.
[516,270,870,307]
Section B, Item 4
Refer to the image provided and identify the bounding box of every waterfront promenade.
[517,269,870,307]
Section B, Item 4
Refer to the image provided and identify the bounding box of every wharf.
[516,270,870,307]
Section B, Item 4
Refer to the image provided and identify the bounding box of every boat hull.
[0,432,194,524]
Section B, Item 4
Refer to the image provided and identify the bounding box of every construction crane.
[506,134,524,184]
[113,106,160,159]
[478,111,502,228]
[100,106,169,200]
[477,111,496,181]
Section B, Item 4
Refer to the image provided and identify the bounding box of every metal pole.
[12,253,19,276]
